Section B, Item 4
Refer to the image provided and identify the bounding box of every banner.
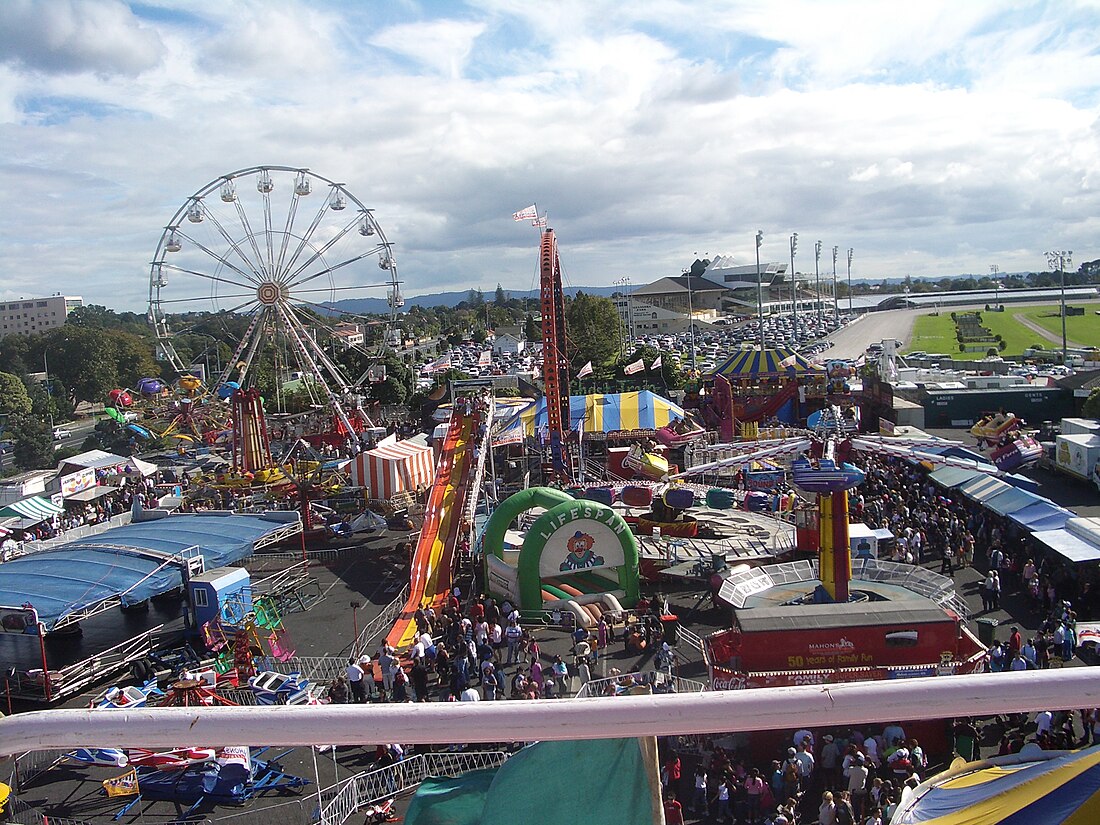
[577,361,593,378]
[624,359,645,375]
[532,213,548,227]
[512,205,538,221]
[479,350,492,367]
[651,356,662,370]
[103,768,140,797]
[59,467,96,497]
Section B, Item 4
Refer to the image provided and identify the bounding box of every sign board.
[879,417,895,435]
[534,508,630,578]
[60,467,97,497]
[0,604,42,635]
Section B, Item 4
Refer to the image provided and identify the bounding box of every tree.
[524,313,539,342]
[1082,388,1100,418]
[566,293,623,370]
[495,284,508,305]
[0,372,33,420]
[9,416,52,471]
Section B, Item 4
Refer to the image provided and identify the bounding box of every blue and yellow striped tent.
[493,391,684,444]
[894,745,1100,825]
[713,348,823,377]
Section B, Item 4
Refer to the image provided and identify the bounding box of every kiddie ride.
[971,411,1022,448]
[989,431,1044,473]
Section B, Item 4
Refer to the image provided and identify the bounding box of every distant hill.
[322,285,622,315]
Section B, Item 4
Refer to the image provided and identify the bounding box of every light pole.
[683,268,697,371]
[832,246,839,323]
[614,277,633,357]
[846,248,854,315]
[990,264,1000,309]
[814,240,822,324]
[43,349,55,432]
[755,230,765,350]
[789,233,799,332]
[1046,250,1073,365]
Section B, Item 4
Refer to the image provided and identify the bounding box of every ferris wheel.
[147,165,404,437]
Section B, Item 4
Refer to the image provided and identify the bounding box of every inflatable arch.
[483,487,640,611]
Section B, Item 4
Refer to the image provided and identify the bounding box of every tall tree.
[565,293,623,369]
[524,313,539,342]
[494,283,508,305]
[0,372,33,419]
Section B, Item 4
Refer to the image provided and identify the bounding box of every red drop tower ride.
[539,228,572,482]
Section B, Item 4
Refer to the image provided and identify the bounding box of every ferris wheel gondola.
[147,166,403,440]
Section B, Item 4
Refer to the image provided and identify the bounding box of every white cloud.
[0,1,1099,312]
[0,0,164,76]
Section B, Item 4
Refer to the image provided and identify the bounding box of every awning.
[984,487,1040,517]
[928,467,984,488]
[1030,528,1100,565]
[957,474,1011,503]
[0,496,64,522]
[1009,501,1073,533]
[66,485,121,503]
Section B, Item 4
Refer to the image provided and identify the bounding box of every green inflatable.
[483,487,640,611]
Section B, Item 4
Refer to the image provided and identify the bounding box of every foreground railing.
[3,671,1093,756]
[3,513,132,560]
[317,750,509,825]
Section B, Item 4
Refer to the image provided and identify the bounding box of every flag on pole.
[624,358,645,375]
[426,353,451,374]
[103,768,140,797]
[532,212,548,228]
[778,353,799,368]
[512,205,538,221]
[479,350,492,367]
[650,356,662,370]
[577,361,593,378]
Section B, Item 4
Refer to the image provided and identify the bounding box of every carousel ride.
[147,165,404,447]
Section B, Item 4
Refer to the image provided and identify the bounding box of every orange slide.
[385,410,478,651]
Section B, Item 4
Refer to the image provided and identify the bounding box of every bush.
[1032,343,1045,351]
[987,347,998,357]
[998,340,1007,351]
[959,343,966,352]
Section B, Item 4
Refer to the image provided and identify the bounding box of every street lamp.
[682,268,697,371]
[789,233,799,331]
[990,264,1000,309]
[43,349,55,432]
[832,245,839,322]
[846,248,854,315]
[1045,250,1073,365]
[814,240,822,324]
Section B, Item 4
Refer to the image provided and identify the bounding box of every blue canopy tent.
[1009,501,1073,533]
[928,467,985,489]
[984,487,1041,517]
[0,512,300,631]
[957,474,1012,502]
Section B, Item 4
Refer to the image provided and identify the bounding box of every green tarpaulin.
[405,738,661,825]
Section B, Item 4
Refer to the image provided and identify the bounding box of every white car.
[52,427,71,440]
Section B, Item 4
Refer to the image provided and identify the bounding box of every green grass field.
[904,302,1100,358]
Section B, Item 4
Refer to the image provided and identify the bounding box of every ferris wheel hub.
[256,281,288,306]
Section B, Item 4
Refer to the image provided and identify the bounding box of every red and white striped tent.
[350,437,435,500]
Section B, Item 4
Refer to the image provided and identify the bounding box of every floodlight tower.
[815,240,823,323]
[1045,250,1073,365]
[790,233,799,332]
[755,230,765,350]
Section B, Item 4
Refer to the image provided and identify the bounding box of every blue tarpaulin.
[0,512,299,630]
[984,487,1041,517]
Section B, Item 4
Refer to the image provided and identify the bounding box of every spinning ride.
[148,166,403,443]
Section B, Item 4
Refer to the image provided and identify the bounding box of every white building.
[493,333,525,354]
[0,295,83,338]
[612,297,693,334]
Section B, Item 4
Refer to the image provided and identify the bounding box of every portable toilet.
[189,566,252,629]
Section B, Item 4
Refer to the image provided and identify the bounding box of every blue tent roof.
[957,474,1012,502]
[928,467,985,488]
[0,512,299,630]
[1009,501,1073,533]
[984,487,1041,517]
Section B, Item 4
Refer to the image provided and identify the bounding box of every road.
[824,308,922,359]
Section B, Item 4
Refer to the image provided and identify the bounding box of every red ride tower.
[539,228,572,482]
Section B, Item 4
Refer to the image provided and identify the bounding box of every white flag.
[778,353,799,368]
[651,356,662,370]
[531,212,548,227]
[577,361,593,378]
[479,350,492,367]
[624,358,645,375]
[512,205,538,221]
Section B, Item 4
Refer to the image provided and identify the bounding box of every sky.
[1,0,1099,313]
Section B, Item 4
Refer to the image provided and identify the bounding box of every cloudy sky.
[1,0,1098,312]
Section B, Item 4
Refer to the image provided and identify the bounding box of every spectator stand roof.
[0,511,300,631]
